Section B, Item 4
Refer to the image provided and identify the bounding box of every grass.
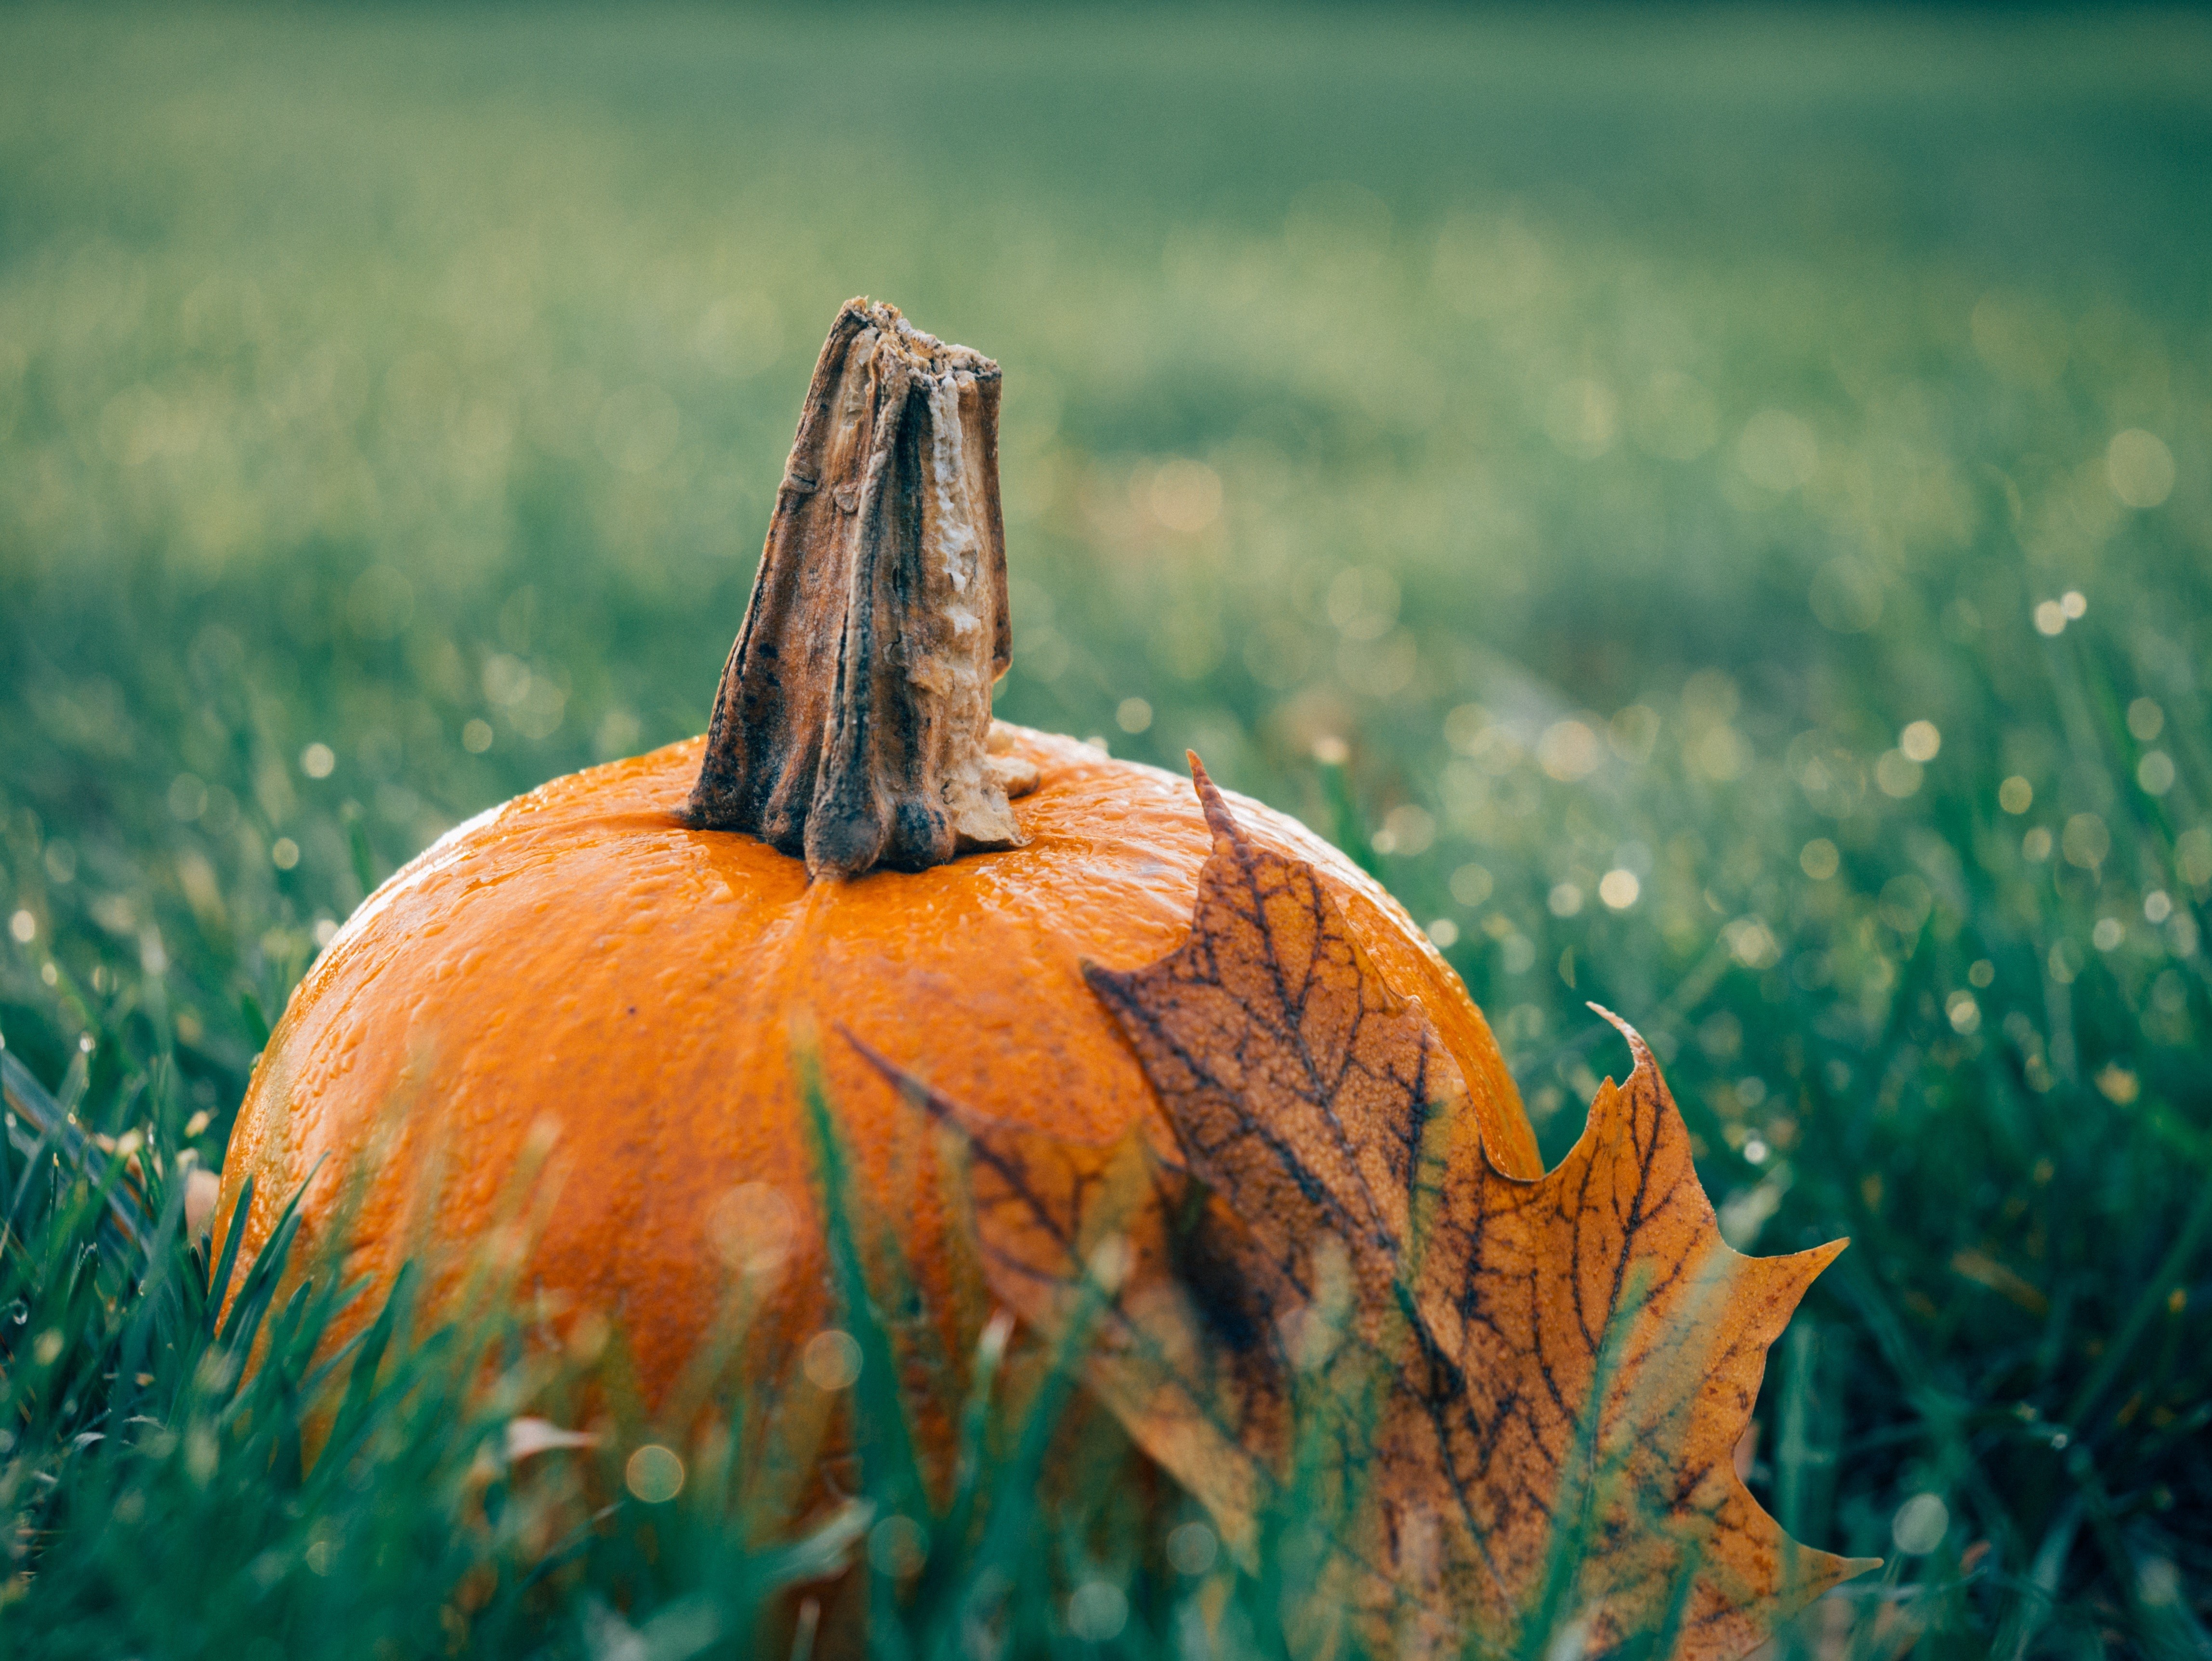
[2,3,2210,1653]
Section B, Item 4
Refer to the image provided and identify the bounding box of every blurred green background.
[3,4,2210,1651]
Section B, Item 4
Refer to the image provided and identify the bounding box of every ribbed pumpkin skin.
[215,725,1540,1407]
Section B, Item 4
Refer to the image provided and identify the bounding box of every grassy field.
[3,4,2211,1655]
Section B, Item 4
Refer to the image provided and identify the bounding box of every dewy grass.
[2,3,2210,1653]
[0,1031,1838,1661]
[2,1039,1118,1657]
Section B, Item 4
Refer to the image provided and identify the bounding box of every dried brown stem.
[687,298,1035,879]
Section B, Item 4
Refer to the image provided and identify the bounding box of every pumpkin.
[213,297,1540,1437]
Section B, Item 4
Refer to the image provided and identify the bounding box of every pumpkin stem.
[687,298,1038,880]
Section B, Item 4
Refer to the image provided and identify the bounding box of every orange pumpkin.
[214,300,1539,1438]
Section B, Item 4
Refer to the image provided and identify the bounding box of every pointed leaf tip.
[1185,751,1238,844]
[1587,1000,1658,1078]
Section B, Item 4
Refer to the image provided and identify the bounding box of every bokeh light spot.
[868,1514,929,1579]
[1166,1520,1218,1576]
[1377,804,1434,856]
[624,1444,685,1504]
[1148,459,1222,532]
[1892,1493,1949,1555]
[706,1183,799,1280]
[2107,428,2175,508]
[1537,720,1603,781]
[802,1329,862,1392]
[2062,814,2111,870]
[1874,751,1922,797]
[1066,1581,1130,1643]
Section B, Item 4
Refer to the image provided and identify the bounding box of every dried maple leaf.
[864,758,1875,1659]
